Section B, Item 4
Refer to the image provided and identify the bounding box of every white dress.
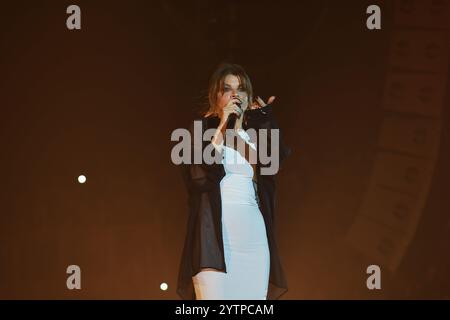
[192,129,270,300]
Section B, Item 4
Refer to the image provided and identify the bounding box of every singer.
[176,62,291,300]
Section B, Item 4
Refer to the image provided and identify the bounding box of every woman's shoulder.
[186,114,220,132]
[198,114,220,127]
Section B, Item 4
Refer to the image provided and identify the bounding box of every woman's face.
[217,74,249,111]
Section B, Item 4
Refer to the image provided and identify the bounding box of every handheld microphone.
[227,99,242,130]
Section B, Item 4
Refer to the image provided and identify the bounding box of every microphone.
[227,99,242,130]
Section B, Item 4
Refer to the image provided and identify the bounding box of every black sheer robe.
[176,103,292,300]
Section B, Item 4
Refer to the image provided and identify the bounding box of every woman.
[177,62,291,300]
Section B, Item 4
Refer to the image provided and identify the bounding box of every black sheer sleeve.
[244,103,292,228]
[244,103,292,173]
[179,118,225,194]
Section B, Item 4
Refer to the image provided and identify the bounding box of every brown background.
[0,0,449,299]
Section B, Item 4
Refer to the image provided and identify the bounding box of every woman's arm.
[245,103,292,172]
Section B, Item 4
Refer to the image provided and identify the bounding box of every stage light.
[160,282,168,291]
[78,175,86,184]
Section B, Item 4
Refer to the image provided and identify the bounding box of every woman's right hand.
[219,98,243,125]
[213,97,243,147]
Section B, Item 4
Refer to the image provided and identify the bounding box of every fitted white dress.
[192,129,270,300]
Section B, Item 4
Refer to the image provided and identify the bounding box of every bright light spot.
[78,175,86,184]
[160,282,168,291]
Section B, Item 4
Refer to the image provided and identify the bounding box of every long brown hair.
[203,62,253,118]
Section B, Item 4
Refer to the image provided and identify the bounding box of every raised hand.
[249,96,276,110]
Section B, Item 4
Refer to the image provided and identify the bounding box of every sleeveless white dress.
[192,129,270,300]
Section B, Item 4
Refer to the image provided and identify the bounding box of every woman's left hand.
[250,96,276,110]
